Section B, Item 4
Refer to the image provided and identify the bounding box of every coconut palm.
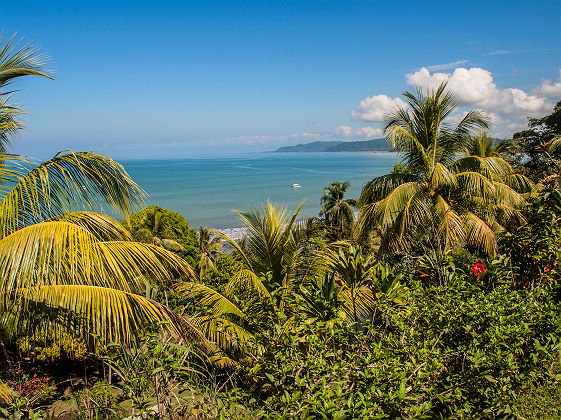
[0,152,201,341]
[197,226,222,278]
[177,201,320,357]
[320,181,357,239]
[359,83,529,255]
[0,34,205,401]
[464,133,504,158]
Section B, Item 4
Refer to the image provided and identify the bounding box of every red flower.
[472,263,486,278]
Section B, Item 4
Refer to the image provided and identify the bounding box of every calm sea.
[121,152,398,231]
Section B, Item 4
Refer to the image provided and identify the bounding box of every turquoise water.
[121,152,398,229]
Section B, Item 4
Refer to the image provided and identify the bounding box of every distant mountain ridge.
[272,138,390,153]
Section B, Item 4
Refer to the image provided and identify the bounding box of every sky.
[3,0,561,159]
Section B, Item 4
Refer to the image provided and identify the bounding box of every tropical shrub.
[126,205,200,266]
[247,276,561,418]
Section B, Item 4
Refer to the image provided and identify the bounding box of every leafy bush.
[125,205,200,265]
[244,276,561,418]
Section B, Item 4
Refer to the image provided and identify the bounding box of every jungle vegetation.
[1,33,561,419]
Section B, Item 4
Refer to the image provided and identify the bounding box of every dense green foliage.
[508,101,561,178]
[126,205,200,266]
[2,39,561,418]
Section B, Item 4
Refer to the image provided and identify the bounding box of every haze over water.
[122,152,398,230]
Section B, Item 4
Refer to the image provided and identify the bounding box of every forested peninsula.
[272,138,391,152]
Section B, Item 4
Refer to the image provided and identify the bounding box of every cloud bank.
[349,66,561,137]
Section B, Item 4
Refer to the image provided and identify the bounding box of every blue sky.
[4,0,561,159]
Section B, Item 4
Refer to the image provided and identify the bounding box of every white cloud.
[405,67,554,117]
[538,70,561,98]
[335,125,383,138]
[425,59,469,71]
[350,95,408,122]
[347,67,559,138]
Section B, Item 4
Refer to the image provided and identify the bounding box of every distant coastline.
[270,138,391,153]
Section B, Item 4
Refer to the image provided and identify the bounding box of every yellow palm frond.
[7,285,206,346]
[503,173,534,192]
[49,211,133,240]
[462,211,496,255]
[455,171,495,200]
[434,195,465,250]
[430,162,458,190]
[0,221,195,305]
[176,282,245,318]
[493,182,525,207]
[0,151,146,237]
[0,380,13,403]
[192,315,252,353]
[450,155,513,180]
[339,288,375,320]
[371,182,422,230]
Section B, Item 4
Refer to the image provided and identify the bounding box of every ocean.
[121,152,398,233]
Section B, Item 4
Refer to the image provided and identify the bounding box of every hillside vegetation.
[273,138,390,152]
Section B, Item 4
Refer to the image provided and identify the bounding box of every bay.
[121,152,398,230]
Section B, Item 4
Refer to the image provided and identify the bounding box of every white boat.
[291,183,301,188]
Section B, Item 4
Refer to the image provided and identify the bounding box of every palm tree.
[0,152,201,341]
[0,35,204,401]
[463,132,511,159]
[358,83,530,255]
[177,201,318,359]
[320,181,357,239]
[197,226,222,279]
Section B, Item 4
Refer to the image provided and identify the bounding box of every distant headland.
[270,138,391,153]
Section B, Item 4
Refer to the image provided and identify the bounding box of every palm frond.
[177,282,245,318]
[0,221,195,304]
[462,211,497,254]
[0,33,52,87]
[49,211,133,240]
[192,315,252,353]
[0,380,13,403]
[0,151,146,237]
[225,268,271,300]
[6,285,206,346]
[368,182,422,230]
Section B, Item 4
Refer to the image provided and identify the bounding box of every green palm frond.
[192,315,252,353]
[0,151,146,237]
[0,95,25,152]
[177,282,245,318]
[0,33,52,87]
[6,285,205,346]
